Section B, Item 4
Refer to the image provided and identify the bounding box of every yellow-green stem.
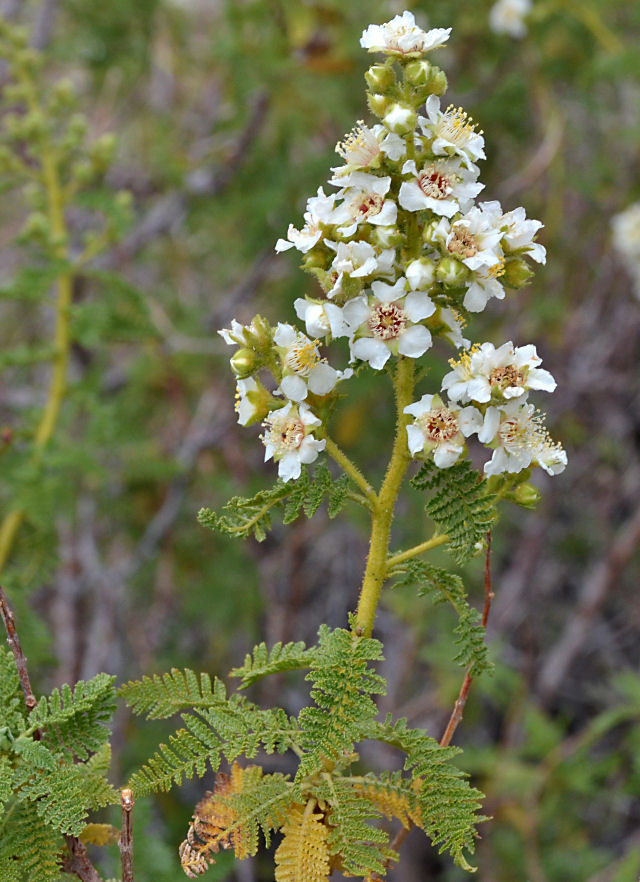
[0,74,72,577]
[355,357,415,636]
[386,533,449,570]
[323,435,378,509]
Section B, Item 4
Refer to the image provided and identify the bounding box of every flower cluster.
[220,11,565,483]
[612,202,640,298]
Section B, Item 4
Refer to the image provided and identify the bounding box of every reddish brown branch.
[62,836,104,882]
[120,788,135,882]
[388,533,494,863]
[0,584,39,725]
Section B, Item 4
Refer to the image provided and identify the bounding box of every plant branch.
[322,434,377,509]
[0,584,38,719]
[386,533,449,570]
[120,788,135,882]
[62,836,104,882]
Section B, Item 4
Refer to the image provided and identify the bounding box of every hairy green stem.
[386,533,449,570]
[354,357,415,636]
[323,435,378,509]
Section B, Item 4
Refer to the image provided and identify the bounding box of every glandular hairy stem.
[355,356,415,636]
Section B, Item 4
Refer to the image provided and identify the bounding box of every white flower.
[419,95,486,168]
[442,341,557,403]
[489,0,532,38]
[262,402,326,482]
[479,400,566,476]
[498,204,546,264]
[462,258,507,312]
[333,121,405,175]
[343,278,435,369]
[294,298,351,338]
[360,12,451,58]
[325,241,396,296]
[235,378,259,426]
[219,318,248,346]
[433,206,504,272]
[404,393,483,467]
[275,187,337,254]
[329,172,398,236]
[399,158,483,218]
[274,323,340,402]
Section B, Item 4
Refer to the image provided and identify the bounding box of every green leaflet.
[0,648,26,734]
[119,668,223,719]
[223,767,293,852]
[296,626,386,780]
[0,800,63,882]
[391,561,492,675]
[230,640,317,689]
[371,716,486,871]
[411,460,496,564]
[198,463,351,542]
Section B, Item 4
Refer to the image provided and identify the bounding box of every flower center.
[418,166,452,199]
[351,193,384,221]
[490,364,525,391]
[285,338,321,376]
[336,121,381,167]
[263,412,306,454]
[488,257,506,278]
[439,105,480,145]
[369,303,407,340]
[418,407,459,443]
[448,227,478,258]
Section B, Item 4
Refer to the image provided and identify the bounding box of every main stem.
[354,357,414,637]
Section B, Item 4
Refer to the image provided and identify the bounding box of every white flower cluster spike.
[220,12,565,483]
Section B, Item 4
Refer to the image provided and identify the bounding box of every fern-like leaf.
[411,460,495,564]
[274,801,330,882]
[0,800,63,882]
[28,673,116,759]
[230,641,316,689]
[198,464,351,542]
[392,561,492,675]
[347,771,415,829]
[119,669,221,719]
[296,626,385,780]
[0,647,26,733]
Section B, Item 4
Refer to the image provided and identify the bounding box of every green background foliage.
[1,0,640,879]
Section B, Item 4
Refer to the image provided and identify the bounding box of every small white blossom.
[439,307,471,349]
[294,298,350,338]
[333,121,405,176]
[462,258,507,312]
[419,95,486,168]
[442,341,556,403]
[399,158,483,218]
[330,172,398,236]
[489,0,532,38]
[404,393,483,467]
[235,378,260,426]
[275,187,337,254]
[262,402,326,482]
[360,12,451,58]
[479,400,566,476]
[219,318,248,346]
[326,241,396,297]
[274,323,341,402]
[433,207,504,272]
[342,278,435,369]
[498,204,546,264]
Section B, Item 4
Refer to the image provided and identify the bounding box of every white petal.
[466,377,492,403]
[398,181,428,212]
[275,238,294,252]
[457,406,483,437]
[404,291,436,322]
[406,424,426,455]
[280,375,307,402]
[478,407,501,444]
[372,278,406,303]
[397,325,432,358]
[528,368,557,392]
[308,363,338,395]
[342,296,370,331]
[404,393,434,417]
[278,453,302,482]
[434,443,463,468]
[351,336,390,370]
[274,323,297,347]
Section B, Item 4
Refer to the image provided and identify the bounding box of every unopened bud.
[367,92,390,118]
[437,256,470,287]
[371,226,404,249]
[383,103,417,135]
[403,60,432,87]
[506,481,541,510]
[422,219,441,245]
[365,63,395,93]
[424,66,448,96]
[230,348,258,379]
[406,257,436,290]
[503,257,534,288]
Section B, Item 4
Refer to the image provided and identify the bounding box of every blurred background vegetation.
[1,0,640,879]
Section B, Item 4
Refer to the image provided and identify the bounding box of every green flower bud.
[403,60,432,87]
[506,482,541,510]
[365,64,395,93]
[423,219,441,245]
[503,257,535,288]
[424,66,448,96]
[230,348,259,379]
[371,226,404,249]
[21,212,50,241]
[383,103,417,135]
[302,249,328,271]
[437,256,470,287]
[366,92,390,118]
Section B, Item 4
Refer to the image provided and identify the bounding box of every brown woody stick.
[62,836,104,882]
[388,533,494,862]
[120,788,135,882]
